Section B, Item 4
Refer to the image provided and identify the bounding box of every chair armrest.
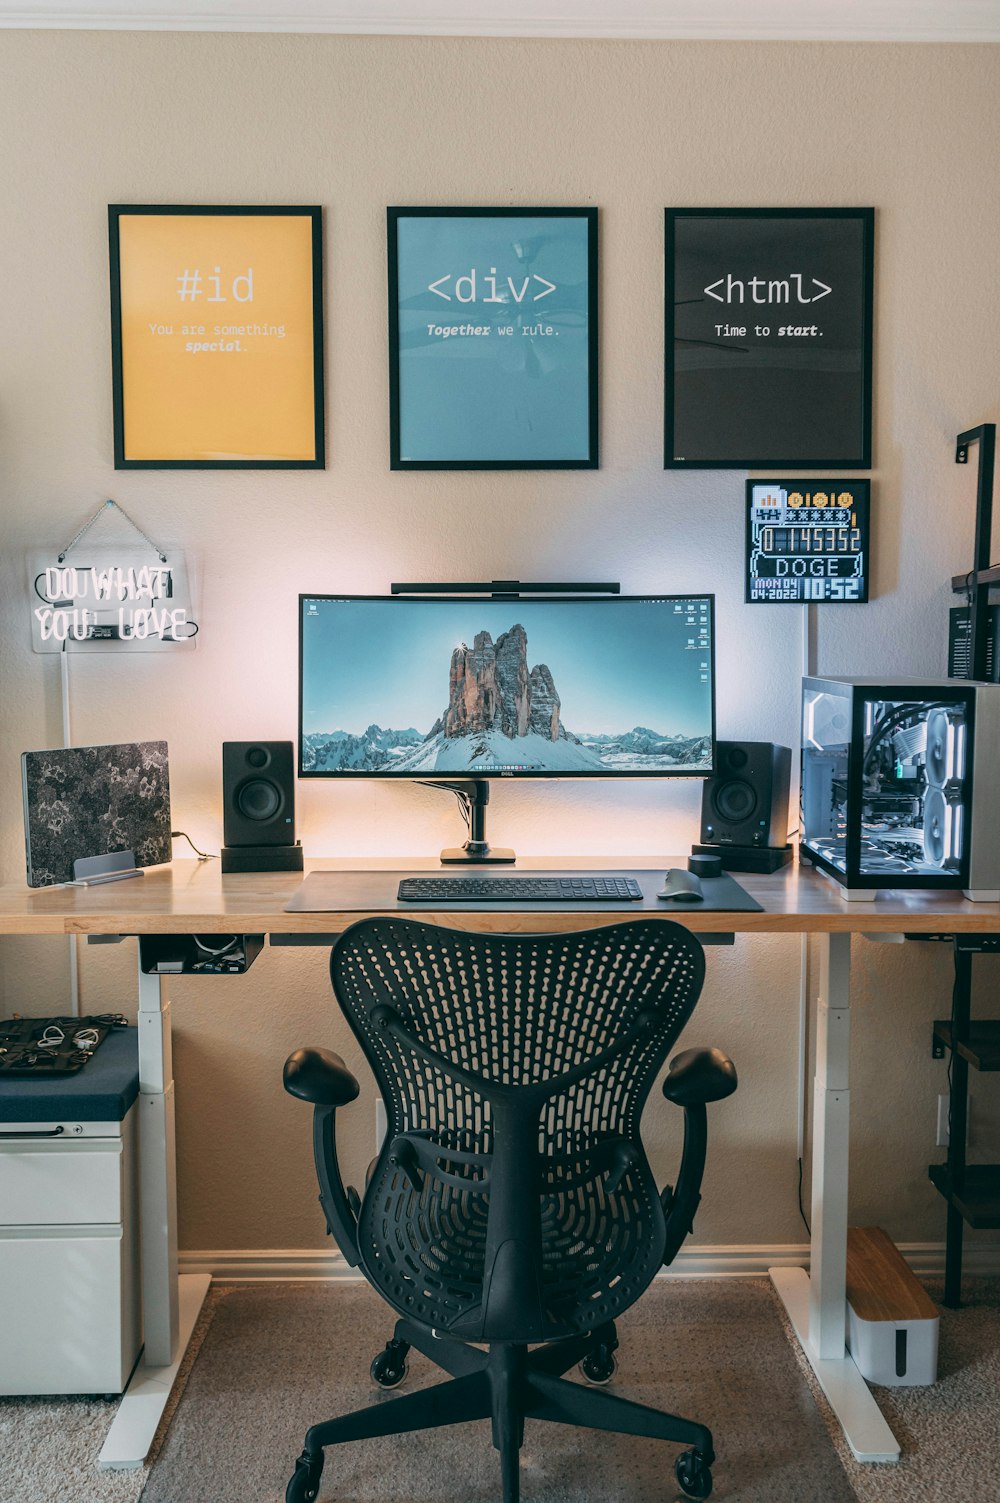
[662,1047,737,1107]
[659,1047,736,1266]
[283,1047,360,1108]
[283,1048,362,1267]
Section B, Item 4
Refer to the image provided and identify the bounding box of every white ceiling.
[1,0,999,41]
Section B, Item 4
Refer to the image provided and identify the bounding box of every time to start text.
[716,324,822,338]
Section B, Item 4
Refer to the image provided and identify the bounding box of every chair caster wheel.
[286,1448,324,1503]
[371,1340,409,1389]
[675,1448,713,1500]
[579,1344,618,1384]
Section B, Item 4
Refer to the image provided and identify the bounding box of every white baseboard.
[179,1239,1000,1284]
[3,5,996,46]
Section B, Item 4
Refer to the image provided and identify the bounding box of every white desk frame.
[97,963,210,1470]
[770,931,899,1462]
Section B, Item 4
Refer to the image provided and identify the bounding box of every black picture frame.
[387,206,599,470]
[109,204,325,469]
[744,479,871,605]
[665,208,874,470]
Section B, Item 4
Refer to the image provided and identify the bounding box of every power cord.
[192,935,239,956]
[797,1155,811,1237]
[453,790,472,834]
[171,830,217,861]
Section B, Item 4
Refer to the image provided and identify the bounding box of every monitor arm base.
[440,844,516,865]
[422,779,517,866]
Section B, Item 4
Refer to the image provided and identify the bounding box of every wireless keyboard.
[397,876,644,903]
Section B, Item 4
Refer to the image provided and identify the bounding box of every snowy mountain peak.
[443,623,564,744]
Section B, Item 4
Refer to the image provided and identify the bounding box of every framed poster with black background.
[745,479,870,603]
[109,205,324,468]
[666,208,874,469]
[388,207,598,469]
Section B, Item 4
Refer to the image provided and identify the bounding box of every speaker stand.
[221,842,304,873]
[691,842,793,875]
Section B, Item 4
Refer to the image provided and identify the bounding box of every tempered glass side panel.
[801,683,852,873]
[857,696,969,880]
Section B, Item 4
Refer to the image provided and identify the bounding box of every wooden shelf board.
[928,1164,1000,1228]
[933,1019,1000,1071]
[952,565,1000,591]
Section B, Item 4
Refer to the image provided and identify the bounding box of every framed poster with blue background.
[745,479,870,603]
[388,207,598,469]
[666,208,874,469]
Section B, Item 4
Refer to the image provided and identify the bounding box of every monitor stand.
[430,779,516,864]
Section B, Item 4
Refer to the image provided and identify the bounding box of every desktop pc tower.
[800,677,1000,900]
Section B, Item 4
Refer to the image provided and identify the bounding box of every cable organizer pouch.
[0,1014,126,1077]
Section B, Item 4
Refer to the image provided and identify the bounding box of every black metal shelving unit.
[930,935,1000,1306]
[930,423,1000,1308]
[950,423,997,681]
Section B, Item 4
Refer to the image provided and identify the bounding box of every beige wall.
[1,31,999,1256]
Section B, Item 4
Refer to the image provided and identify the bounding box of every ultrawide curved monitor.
[298,594,715,779]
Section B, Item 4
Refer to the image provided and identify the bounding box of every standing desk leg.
[138,965,179,1365]
[98,961,211,1470]
[810,930,852,1359]
[770,932,900,1463]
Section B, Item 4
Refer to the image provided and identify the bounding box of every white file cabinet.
[0,1032,142,1395]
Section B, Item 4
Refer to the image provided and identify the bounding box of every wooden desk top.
[0,857,997,937]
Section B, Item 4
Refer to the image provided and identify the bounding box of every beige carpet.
[0,1286,219,1503]
[781,1276,1000,1503]
[7,1276,1000,1502]
[139,1278,856,1503]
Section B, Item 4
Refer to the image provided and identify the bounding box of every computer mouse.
[657,868,705,903]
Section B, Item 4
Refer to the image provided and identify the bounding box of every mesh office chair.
[282,916,737,1503]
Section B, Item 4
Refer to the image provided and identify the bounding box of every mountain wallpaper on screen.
[302,623,710,774]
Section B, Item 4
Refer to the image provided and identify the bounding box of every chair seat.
[358,1145,666,1342]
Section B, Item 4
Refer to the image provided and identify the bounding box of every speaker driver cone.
[713,779,758,825]
[237,778,282,822]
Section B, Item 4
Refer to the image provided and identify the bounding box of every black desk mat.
[284,868,762,915]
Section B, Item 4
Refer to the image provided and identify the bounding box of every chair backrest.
[331,916,705,1342]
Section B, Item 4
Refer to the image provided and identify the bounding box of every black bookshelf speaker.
[700,741,792,850]
[221,741,302,871]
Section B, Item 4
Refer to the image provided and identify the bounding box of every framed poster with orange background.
[109,206,324,468]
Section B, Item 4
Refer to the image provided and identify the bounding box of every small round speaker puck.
[688,852,723,879]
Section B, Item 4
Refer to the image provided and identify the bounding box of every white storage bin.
[846,1226,939,1387]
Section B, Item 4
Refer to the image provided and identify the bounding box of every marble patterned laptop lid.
[21,741,171,887]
